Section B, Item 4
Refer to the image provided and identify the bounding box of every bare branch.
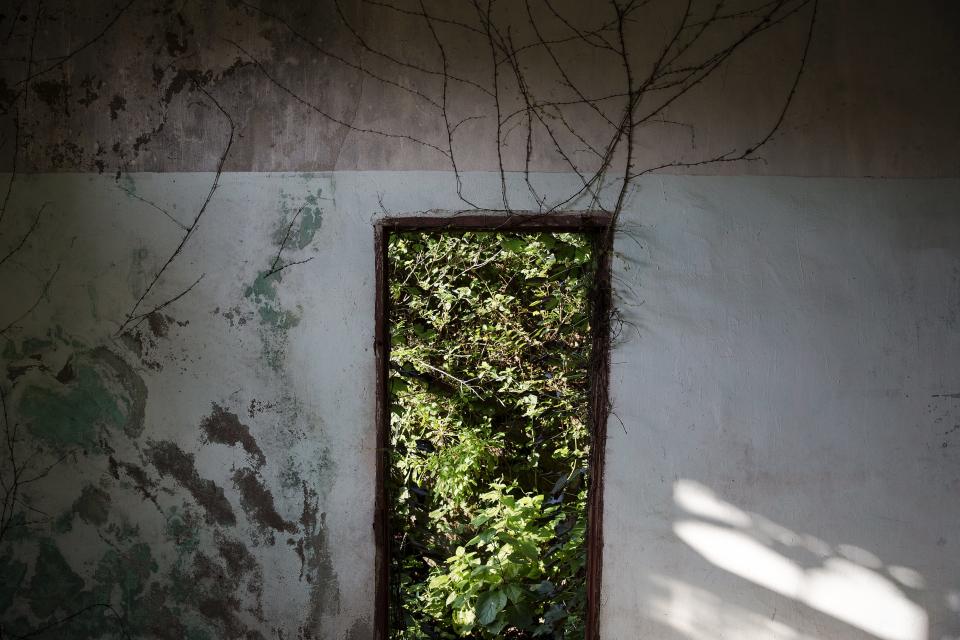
[0,201,47,269]
[261,204,318,279]
[116,79,234,335]
[122,272,205,332]
[11,0,138,90]
[0,262,60,337]
[235,0,444,111]
[333,0,494,98]
[263,257,314,280]
[225,38,450,158]
[0,112,19,225]
[115,182,189,232]
[9,602,131,640]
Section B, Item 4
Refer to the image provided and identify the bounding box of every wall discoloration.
[232,467,297,539]
[201,403,266,469]
[16,346,146,451]
[0,174,348,636]
[25,540,85,619]
[1,0,959,177]
[298,482,340,630]
[0,11,952,640]
[72,484,112,526]
[146,441,237,527]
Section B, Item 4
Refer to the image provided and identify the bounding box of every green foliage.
[388,231,593,639]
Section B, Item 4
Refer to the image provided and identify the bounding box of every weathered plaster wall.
[2,0,960,176]
[2,0,960,638]
[1,171,958,639]
[605,176,960,640]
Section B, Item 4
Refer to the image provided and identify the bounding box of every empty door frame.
[373,213,612,640]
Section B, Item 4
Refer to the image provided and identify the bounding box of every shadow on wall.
[648,480,958,640]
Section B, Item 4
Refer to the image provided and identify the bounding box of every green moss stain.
[25,539,85,619]
[92,543,158,613]
[0,553,27,613]
[243,271,300,371]
[274,188,324,252]
[20,362,125,449]
[52,509,74,534]
[4,337,54,361]
[89,347,148,439]
[19,348,146,450]
[296,191,323,250]
[238,188,326,373]
[244,271,300,331]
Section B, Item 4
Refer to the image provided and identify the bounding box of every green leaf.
[476,589,507,626]
[501,238,525,252]
[503,583,524,603]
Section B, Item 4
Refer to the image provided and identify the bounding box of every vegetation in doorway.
[387,231,594,639]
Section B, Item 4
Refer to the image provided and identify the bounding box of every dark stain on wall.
[109,455,161,506]
[233,467,297,538]
[192,551,266,640]
[345,617,373,640]
[216,531,258,577]
[108,94,127,120]
[201,403,267,468]
[146,311,171,337]
[298,482,340,632]
[72,484,111,526]
[146,440,237,526]
[24,539,84,619]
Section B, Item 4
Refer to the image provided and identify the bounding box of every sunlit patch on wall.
[673,480,928,640]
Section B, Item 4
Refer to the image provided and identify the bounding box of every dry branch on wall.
[115,81,234,335]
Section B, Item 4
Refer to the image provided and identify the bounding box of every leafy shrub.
[388,231,593,639]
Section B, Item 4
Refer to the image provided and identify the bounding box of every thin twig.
[0,262,60,337]
[0,202,47,269]
[115,183,189,231]
[11,0,138,89]
[225,38,450,158]
[123,273,205,332]
[116,79,234,335]
[9,602,131,640]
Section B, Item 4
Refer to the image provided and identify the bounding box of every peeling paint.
[25,539,84,619]
[146,441,237,526]
[147,312,172,338]
[72,484,112,526]
[20,352,130,450]
[244,271,301,331]
[298,483,340,630]
[200,403,266,468]
[233,467,297,539]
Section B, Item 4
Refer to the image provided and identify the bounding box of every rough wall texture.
[1,0,959,639]
[606,176,960,640]
[1,0,959,176]
[2,171,960,640]
[1,173,360,639]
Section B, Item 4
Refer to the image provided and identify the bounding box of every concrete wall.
[2,172,958,639]
[1,0,959,639]
[3,0,960,176]
[605,176,960,640]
